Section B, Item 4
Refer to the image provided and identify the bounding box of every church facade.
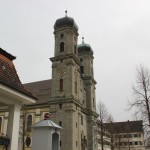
[0,14,98,150]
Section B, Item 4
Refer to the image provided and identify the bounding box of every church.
[0,12,146,150]
[19,13,98,150]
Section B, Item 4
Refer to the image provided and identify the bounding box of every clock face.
[57,66,66,75]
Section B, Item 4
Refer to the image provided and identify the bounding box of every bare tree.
[129,65,150,144]
[18,105,27,150]
[106,115,114,150]
[97,101,111,150]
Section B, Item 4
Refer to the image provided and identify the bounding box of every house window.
[59,79,63,90]
[0,117,2,132]
[134,134,138,137]
[27,115,32,131]
[60,42,64,52]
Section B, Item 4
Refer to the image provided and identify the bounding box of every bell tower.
[49,13,97,150]
[53,11,78,57]
[50,12,80,100]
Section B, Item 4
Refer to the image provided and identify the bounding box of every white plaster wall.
[32,127,53,150]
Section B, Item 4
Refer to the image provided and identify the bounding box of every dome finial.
[82,37,84,44]
[65,10,67,17]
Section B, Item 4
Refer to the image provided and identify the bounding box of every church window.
[74,46,76,54]
[93,98,95,107]
[59,121,62,127]
[81,115,83,125]
[25,136,31,147]
[76,122,77,128]
[76,141,78,146]
[60,34,64,38]
[80,66,84,74]
[91,67,93,75]
[60,140,62,147]
[80,58,83,62]
[75,81,77,93]
[59,79,63,91]
[27,115,32,131]
[0,117,2,132]
[60,42,64,52]
[59,104,62,109]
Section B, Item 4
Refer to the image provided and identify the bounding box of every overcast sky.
[1,0,150,122]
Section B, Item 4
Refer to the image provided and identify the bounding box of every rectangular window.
[134,134,138,137]
[59,79,63,90]
[80,66,84,74]
[59,104,62,109]
[93,98,95,107]
[81,115,83,125]
[74,46,76,55]
[0,117,2,133]
[60,34,64,38]
[75,81,77,93]
[59,121,62,127]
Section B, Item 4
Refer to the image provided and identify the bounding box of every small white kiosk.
[32,114,62,150]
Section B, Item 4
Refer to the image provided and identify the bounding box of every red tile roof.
[0,48,37,100]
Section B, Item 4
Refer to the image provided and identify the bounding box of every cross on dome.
[65,10,67,17]
[82,37,84,44]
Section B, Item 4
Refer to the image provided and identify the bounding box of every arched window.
[59,79,63,90]
[25,136,31,147]
[60,42,64,52]
[27,115,32,131]
[0,117,2,132]
[52,132,59,150]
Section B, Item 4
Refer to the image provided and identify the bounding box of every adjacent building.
[105,120,145,150]
[0,48,37,150]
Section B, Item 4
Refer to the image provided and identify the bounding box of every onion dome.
[78,37,93,53]
[54,11,78,31]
